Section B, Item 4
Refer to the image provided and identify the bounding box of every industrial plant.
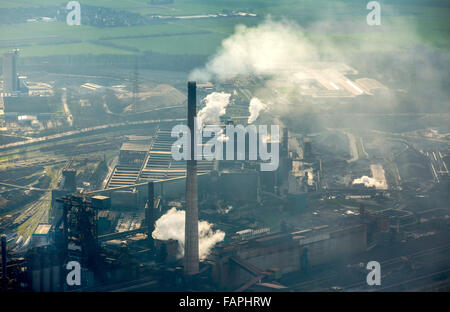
[0,0,449,295]
[1,77,449,292]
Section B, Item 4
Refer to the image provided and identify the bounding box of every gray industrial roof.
[120,142,149,152]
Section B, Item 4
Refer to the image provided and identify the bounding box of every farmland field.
[0,0,448,61]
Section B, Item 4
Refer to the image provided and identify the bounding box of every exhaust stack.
[184,81,199,275]
[282,127,288,156]
[147,182,155,249]
[1,234,7,290]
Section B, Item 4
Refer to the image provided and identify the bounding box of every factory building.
[212,224,367,290]
[31,224,52,248]
[119,141,149,167]
[215,170,261,202]
[62,169,77,193]
[80,83,105,94]
[0,80,400,293]
[2,50,19,94]
[1,50,28,96]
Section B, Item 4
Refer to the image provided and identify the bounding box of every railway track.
[0,118,185,152]
[289,243,450,291]
[342,244,450,291]
[372,268,450,292]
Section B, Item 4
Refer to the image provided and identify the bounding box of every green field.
[0,0,448,58]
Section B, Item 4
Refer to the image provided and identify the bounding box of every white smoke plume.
[352,176,387,190]
[198,92,231,124]
[248,97,267,124]
[152,208,225,260]
[217,132,229,142]
[189,15,449,120]
[189,19,317,82]
[188,19,321,116]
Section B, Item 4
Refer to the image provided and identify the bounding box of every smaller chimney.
[1,234,7,290]
[282,128,288,157]
[147,182,155,249]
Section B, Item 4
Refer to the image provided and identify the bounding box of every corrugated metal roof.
[34,223,51,235]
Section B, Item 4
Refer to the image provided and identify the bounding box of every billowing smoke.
[248,97,267,124]
[189,19,317,82]
[198,92,231,124]
[217,132,229,142]
[152,208,225,260]
[189,16,449,120]
[189,19,321,115]
[352,176,387,190]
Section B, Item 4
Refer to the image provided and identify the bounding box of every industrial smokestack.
[185,81,199,275]
[1,234,7,289]
[282,127,288,157]
[62,169,76,193]
[147,182,155,249]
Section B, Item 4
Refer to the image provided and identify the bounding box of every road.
[0,181,51,192]
[370,129,450,144]
[61,88,73,127]
[345,131,359,162]
[0,117,185,152]
[102,155,118,189]
[13,192,51,243]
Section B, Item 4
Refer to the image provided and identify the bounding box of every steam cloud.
[198,92,231,124]
[352,176,387,190]
[189,19,317,82]
[189,19,321,113]
[248,97,267,123]
[189,16,449,119]
[152,208,225,260]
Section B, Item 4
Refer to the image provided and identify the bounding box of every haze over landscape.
[0,0,449,294]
